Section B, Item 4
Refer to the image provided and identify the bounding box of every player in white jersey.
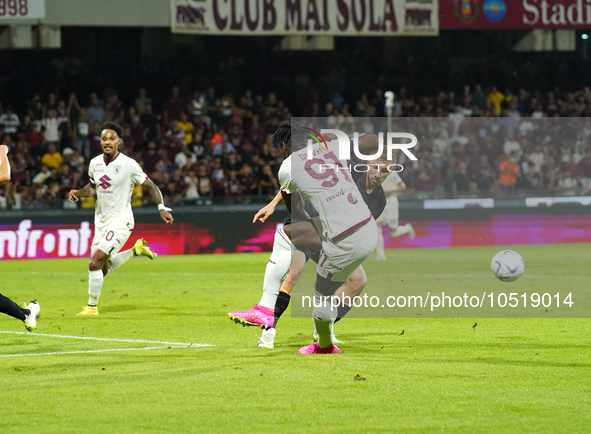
[375,172,415,261]
[68,122,173,316]
[275,121,379,354]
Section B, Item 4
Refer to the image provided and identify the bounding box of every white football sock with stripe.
[88,269,104,306]
[259,226,294,310]
[313,296,338,348]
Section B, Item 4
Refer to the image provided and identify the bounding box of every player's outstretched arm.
[253,191,284,223]
[68,183,95,202]
[143,178,174,224]
[0,144,11,186]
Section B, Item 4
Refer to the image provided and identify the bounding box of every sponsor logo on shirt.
[98,175,112,190]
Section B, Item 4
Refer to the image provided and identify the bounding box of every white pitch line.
[0,331,213,347]
[0,346,180,358]
[14,271,591,279]
[375,273,591,280]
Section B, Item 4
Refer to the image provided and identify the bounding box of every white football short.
[376,204,399,229]
[91,220,134,257]
[317,218,378,283]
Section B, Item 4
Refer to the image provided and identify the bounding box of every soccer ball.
[491,250,524,282]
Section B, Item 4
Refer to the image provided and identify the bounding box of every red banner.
[440,0,591,29]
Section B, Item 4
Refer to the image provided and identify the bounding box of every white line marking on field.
[0,346,181,358]
[375,273,590,280]
[13,271,591,279]
[22,272,261,276]
[0,331,213,347]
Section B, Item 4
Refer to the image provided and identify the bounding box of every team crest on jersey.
[113,165,121,174]
[347,193,358,205]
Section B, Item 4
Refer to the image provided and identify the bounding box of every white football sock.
[313,296,338,348]
[259,226,294,310]
[376,226,386,257]
[106,249,134,275]
[88,269,104,306]
[391,225,410,238]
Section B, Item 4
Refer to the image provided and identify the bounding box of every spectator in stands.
[247,114,266,146]
[189,91,207,123]
[8,140,30,186]
[212,133,237,156]
[141,103,160,141]
[175,144,197,171]
[42,109,62,149]
[164,86,185,123]
[135,88,152,114]
[56,163,74,195]
[541,156,558,189]
[258,164,278,196]
[74,107,90,153]
[189,132,206,158]
[163,181,184,205]
[502,133,521,156]
[177,112,194,145]
[224,153,240,172]
[414,158,437,199]
[0,105,20,136]
[40,143,63,170]
[452,161,474,198]
[578,150,591,195]
[528,144,545,173]
[86,93,105,124]
[142,141,162,175]
[238,163,256,195]
[88,122,102,155]
[225,170,243,202]
[499,153,518,195]
[27,94,43,120]
[28,187,47,209]
[129,114,148,150]
[441,156,458,199]
[210,157,227,196]
[183,169,200,200]
[197,165,212,198]
[488,86,505,116]
[43,183,62,209]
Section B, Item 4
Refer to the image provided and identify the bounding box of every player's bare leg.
[229,226,294,329]
[102,239,155,276]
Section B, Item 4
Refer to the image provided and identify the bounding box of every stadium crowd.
[1,83,591,210]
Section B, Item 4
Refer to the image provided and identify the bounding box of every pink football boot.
[228,304,274,329]
[298,342,340,354]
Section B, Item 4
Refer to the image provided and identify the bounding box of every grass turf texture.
[0,245,589,433]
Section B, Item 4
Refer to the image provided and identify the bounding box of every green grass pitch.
[0,245,590,433]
